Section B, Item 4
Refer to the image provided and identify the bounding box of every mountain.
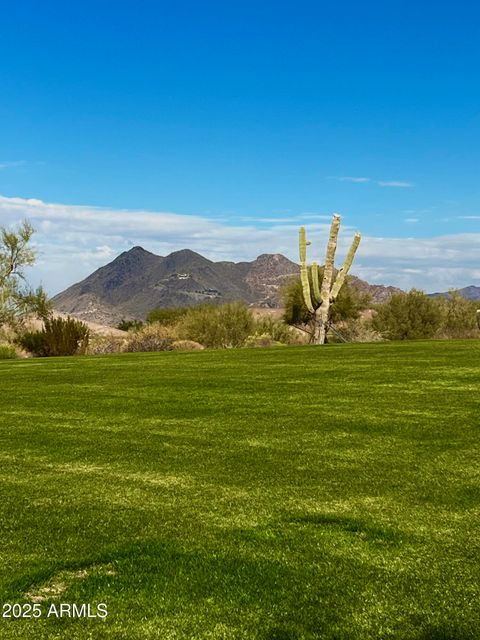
[428,285,480,301]
[52,248,300,324]
[348,275,403,304]
[52,246,401,325]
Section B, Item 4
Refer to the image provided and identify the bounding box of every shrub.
[327,317,384,343]
[117,319,144,332]
[0,343,17,359]
[86,335,126,355]
[124,323,175,352]
[176,302,255,348]
[0,325,16,344]
[43,316,89,356]
[171,340,205,351]
[15,330,48,356]
[372,290,442,340]
[146,307,189,326]
[252,316,302,345]
[244,334,285,348]
[15,316,89,356]
[435,292,479,339]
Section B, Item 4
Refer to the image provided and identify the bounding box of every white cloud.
[0,194,478,295]
[378,181,414,188]
[330,176,371,183]
[0,160,26,170]
[328,176,414,188]
[404,218,419,223]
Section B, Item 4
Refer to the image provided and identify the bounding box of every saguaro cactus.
[299,214,361,344]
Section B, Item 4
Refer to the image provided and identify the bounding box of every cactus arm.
[320,214,340,303]
[301,263,315,313]
[299,226,309,262]
[311,261,322,307]
[330,232,361,301]
[299,227,315,313]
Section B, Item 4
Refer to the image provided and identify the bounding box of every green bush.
[0,344,17,359]
[15,330,49,356]
[176,302,255,348]
[372,290,442,340]
[117,319,144,332]
[43,317,89,356]
[146,307,189,326]
[15,316,89,356]
[436,292,479,339]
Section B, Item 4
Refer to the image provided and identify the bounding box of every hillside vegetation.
[0,341,479,639]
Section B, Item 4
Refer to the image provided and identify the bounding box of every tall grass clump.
[15,316,89,356]
[0,343,17,359]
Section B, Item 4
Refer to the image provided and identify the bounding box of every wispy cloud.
[458,216,480,220]
[404,218,419,223]
[378,180,414,188]
[328,176,414,188]
[329,176,371,183]
[0,160,26,170]
[0,194,478,295]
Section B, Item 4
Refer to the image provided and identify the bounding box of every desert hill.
[428,285,480,301]
[52,246,402,325]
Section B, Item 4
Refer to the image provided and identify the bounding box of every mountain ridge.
[54,245,467,326]
[428,285,480,301]
[52,247,304,325]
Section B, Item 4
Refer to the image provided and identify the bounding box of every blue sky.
[1,0,479,293]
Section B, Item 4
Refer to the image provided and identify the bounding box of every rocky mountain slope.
[52,246,402,325]
[428,285,480,301]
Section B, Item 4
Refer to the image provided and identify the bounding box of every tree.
[282,269,369,341]
[0,220,51,327]
[146,307,188,326]
[435,291,480,338]
[372,289,442,340]
[176,302,255,348]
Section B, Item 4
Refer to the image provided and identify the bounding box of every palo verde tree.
[372,289,442,340]
[0,220,51,327]
[298,214,361,344]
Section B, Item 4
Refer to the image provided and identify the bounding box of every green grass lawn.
[0,340,479,639]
